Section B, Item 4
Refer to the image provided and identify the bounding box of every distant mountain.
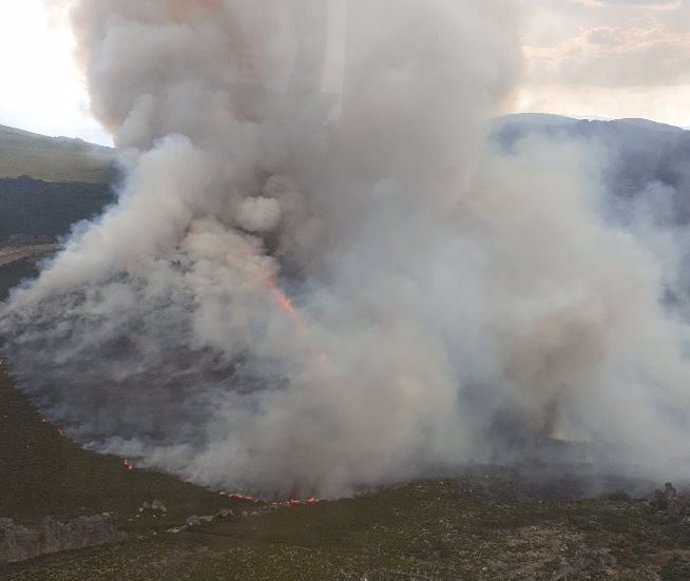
[493,114,685,148]
[495,112,580,128]
[0,124,115,184]
[493,114,690,224]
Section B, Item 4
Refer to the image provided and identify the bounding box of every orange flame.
[272,287,296,315]
[264,277,304,325]
[123,459,135,471]
[264,277,335,370]
[179,221,331,366]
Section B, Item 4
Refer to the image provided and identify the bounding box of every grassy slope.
[5,478,690,580]
[0,125,114,184]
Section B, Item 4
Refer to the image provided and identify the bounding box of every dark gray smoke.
[3,0,690,498]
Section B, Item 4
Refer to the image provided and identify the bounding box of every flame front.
[225,492,321,507]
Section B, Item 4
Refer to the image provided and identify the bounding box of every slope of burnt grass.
[0,176,115,245]
[0,257,39,302]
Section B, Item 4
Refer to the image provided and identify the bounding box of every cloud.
[516,0,690,122]
[578,0,681,9]
[525,24,690,86]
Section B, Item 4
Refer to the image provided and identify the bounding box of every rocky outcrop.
[166,508,237,534]
[0,515,127,564]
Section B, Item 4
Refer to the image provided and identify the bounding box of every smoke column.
[3,0,690,497]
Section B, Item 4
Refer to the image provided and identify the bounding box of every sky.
[0,0,108,143]
[0,0,688,144]
[516,0,690,127]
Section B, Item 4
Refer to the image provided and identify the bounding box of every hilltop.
[0,124,115,184]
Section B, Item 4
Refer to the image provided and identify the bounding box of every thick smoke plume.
[3,0,690,497]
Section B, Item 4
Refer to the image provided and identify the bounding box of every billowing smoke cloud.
[3,0,690,497]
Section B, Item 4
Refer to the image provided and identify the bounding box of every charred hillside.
[0,176,115,245]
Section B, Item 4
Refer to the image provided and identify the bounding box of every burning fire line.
[223,492,320,507]
[264,277,305,327]
[38,417,136,474]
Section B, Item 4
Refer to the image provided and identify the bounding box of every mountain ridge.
[0,123,114,184]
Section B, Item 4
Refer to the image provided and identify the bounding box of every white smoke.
[236,196,282,234]
[3,0,690,497]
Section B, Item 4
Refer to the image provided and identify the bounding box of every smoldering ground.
[3,0,690,498]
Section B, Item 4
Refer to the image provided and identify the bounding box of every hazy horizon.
[1,0,690,146]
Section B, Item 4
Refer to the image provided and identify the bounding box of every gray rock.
[0,515,127,564]
[216,508,235,519]
[185,515,203,528]
[183,514,215,529]
[151,500,167,513]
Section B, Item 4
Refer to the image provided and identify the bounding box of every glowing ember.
[123,459,135,471]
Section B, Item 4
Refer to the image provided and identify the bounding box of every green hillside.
[0,125,115,184]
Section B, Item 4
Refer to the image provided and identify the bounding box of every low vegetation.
[4,470,690,580]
